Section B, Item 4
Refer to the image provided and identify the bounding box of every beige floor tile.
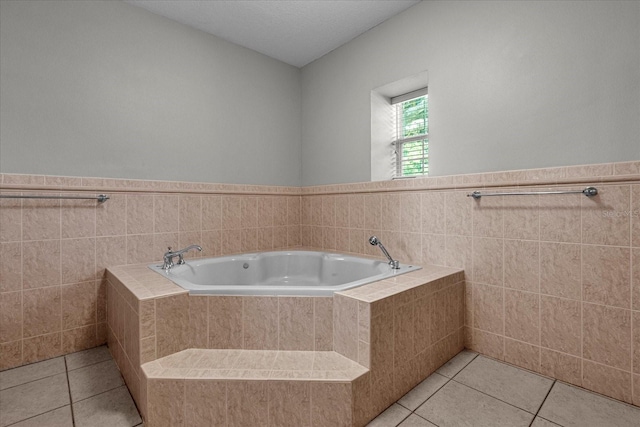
[73,385,142,427]
[65,345,112,371]
[68,359,124,402]
[435,350,477,378]
[10,338,640,427]
[531,417,562,427]
[0,356,65,390]
[415,381,533,427]
[0,373,70,426]
[453,356,553,413]
[538,382,640,427]
[9,406,73,427]
[397,414,437,427]
[367,403,411,426]
[397,373,448,411]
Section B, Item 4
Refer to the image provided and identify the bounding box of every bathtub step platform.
[142,348,368,381]
[142,349,369,426]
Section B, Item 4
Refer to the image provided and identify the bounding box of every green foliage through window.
[395,94,428,177]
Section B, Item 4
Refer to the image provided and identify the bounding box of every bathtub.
[148,250,420,296]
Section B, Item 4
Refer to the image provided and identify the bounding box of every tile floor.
[2,346,640,426]
[368,350,640,427]
[0,345,141,427]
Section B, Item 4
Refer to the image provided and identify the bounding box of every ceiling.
[124,0,421,68]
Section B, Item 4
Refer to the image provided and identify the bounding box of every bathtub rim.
[147,249,421,296]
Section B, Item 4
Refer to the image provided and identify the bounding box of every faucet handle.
[162,247,175,271]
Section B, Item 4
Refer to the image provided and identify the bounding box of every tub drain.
[243,263,249,269]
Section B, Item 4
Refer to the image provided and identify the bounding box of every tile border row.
[1,161,639,196]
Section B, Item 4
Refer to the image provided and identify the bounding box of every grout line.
[628,186,634,394]
[0,367,67,392]
[206,296,210,348]
[412,411,443,427]
[501,196,505,362]
[312,298,317,351]
[555,378,640,410]
[393,405,412,426]
[406,370,453,426]
[15,196,25,367]
[537,194,542,374]
[450,378,543,416]
[3,403,71,427]
[1,360,66,391]
[1,347,110,390]
[277,297,281,350]
[397,372,451,412]
[527,379,556,427]
[580,215,584,387]
[446,352,479,381]
[182,377,187,426]
[125,195,129,265]
[66,357,113,373]
[64,357,77,427]
[71,383,128,405]
[502,237,506,360]
[58,199,63,348]
[225,381,229,425]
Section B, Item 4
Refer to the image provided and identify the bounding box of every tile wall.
[2,160,640,409]
[300,161,640,406]
[0,174,301,370]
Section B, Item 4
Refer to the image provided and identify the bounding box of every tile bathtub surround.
[104,258,463,425]
[134,267,464,426]
[0,182,302,370]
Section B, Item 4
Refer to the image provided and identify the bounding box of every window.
[370,72,428,182]
[393,88,428,177]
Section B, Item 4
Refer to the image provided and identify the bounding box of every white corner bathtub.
[148,250,421,296]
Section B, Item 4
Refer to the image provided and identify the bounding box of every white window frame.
[392,88,428,178]
[370,71,428,182]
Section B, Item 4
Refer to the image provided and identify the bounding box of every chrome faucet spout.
[162,245,202,271]
[174,244,202,255]
[368,236,400,269]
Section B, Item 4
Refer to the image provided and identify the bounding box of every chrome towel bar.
[0,194,110,203]
[468,186,598,200]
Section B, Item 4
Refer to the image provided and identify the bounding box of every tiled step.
[141,349,369,426]
[142,348,368,381]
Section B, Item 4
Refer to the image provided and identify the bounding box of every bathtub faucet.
[368,236,400,269]
[162,245,202,271]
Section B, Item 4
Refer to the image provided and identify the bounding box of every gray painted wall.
[301,1,640,185]
[3,1,638,188]
[0,0,302,186]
